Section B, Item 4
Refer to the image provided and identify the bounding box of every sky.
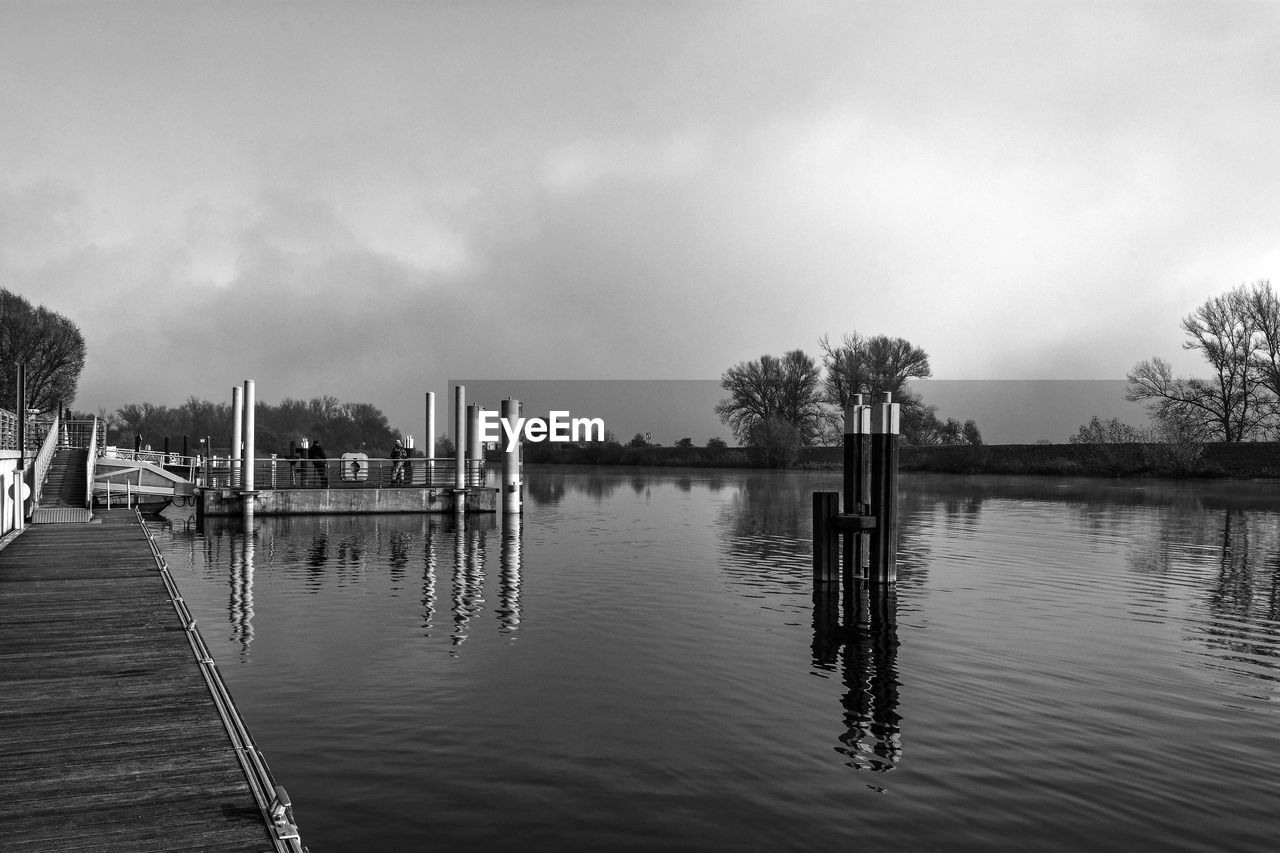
[3,1,1278,442]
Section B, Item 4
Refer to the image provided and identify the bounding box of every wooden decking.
[0,511,280,852]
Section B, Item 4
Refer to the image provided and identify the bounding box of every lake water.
[152,468,1280,851]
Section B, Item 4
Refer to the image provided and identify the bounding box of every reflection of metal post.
[451,514,468,645]
[499,512,522,633]
[869,393,900,582]
[231,385,243,489]
[422,521,438,634]
[500,398,522,516]
[454,385,466,493]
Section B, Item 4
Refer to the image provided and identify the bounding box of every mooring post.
[242,379,256,520]
[813,491,841,585]
[500,398,522,516]
[230,385,243,489]
[425,391,436,484]
[453,385,466,498]
[869,392,900,582]
[466,404,481,488]
[843,395,872,583]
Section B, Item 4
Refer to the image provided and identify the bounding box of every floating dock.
[0,510,302,851]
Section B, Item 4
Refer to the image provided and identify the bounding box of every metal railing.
[59,418,98,451]
[0,408,15,451]
[205,456,487,490]
[0,408,56,453]
[29,413,61,510]
[84,418,99,510]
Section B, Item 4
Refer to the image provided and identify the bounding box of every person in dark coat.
[391,438,408,484]
[309,441,329,486]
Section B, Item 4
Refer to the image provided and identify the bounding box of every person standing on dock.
[309,441,329,487]
[391,438,408,485]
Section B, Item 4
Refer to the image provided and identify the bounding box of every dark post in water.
[813,392,900,586]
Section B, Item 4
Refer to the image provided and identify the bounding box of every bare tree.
[819,332,932,407]
[1128,284,1271,441]
[715,349,824,445]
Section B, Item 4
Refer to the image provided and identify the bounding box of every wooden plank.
[0,516,279,851]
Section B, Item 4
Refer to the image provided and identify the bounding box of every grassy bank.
[504,441,1280,478]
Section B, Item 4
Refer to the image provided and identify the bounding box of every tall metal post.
[466,404,481,487]
[231,385,243,489]
[453,385,466,492]
[500,398,522,515]
[241,379,254,491]
[15,364,25,470]
[425,391,436,464]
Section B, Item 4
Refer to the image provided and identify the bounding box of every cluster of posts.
[219,381,522,519]
[812,392,900,586]
[443,386,523,516]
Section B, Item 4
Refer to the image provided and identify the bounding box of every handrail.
[28,412,61,514]
[84,417,99,510]
[233,456,487,490]
[137,509,306,853]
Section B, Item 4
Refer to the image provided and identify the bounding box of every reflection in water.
[229,528,255,660]
[497,515,522,634]
[450,521,489,648]
[422,523,438,636]
[189,513,520,653]
[813,582,901,773]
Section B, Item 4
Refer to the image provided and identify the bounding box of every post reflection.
[497,514,522,634]
[813,581,902,773]
[230,527,256,660]
[422,522,438,636]
[193,512,523,649]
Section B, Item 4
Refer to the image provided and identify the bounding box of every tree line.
[715,332,981,465]
[103,395,405,458]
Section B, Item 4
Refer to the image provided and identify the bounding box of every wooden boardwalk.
[0,511,285,852]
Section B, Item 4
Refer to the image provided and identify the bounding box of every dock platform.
[0,511,296,851]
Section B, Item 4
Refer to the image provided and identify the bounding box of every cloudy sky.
[3,1,1278,438]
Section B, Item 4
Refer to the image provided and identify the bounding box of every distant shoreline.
[507,442,1280,479]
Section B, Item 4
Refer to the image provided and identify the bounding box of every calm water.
[152,468,1280,851]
